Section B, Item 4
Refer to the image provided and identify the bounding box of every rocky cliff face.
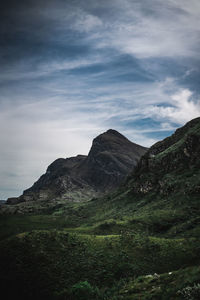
[14,129,147,203]
[125,117,200,196]
[78,129,147,191]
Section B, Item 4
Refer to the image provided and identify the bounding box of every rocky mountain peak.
[99,129,128,140]
[78,130,148,192]
[88,129,146,159]
[88,129,130,157]
[8,129,148,204]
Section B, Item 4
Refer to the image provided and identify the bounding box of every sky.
[0,0,200,199]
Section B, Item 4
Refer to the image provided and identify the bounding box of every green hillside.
[0,230,200,299]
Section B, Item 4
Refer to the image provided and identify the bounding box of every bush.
[178,283,200,300]
[71,281,100,300]
[98,220,116,231]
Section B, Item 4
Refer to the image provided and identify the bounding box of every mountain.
[77,129,147,191]
[9,129,147,204]
[30,116,199,237]
[1,118,200,300]
[83,116,200,237]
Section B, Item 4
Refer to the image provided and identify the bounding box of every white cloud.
[147,89,200,124]
[0,55,106,82]
[85,0,200,58]
[73,12,103,32]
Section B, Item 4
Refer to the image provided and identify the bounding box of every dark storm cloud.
[1,0,200,72]
[0,0,90,64]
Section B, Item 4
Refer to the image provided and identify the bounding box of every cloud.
[78,0,200,59]
[72,11,103,32]
[2,0,200,63]
[0,55,107,82]
[149,89,200,124]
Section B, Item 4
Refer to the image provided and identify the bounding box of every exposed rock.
[78,129,147,191]
[126,117,200,196]
[6,197,21,205]
[9,129,147,204]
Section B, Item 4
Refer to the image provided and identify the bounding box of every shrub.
[71,281,100,300]
[178,283,200,299]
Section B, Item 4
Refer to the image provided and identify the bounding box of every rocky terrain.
[125,116,200,196]
[7,129,147,205]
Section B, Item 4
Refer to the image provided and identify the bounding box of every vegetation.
[0,230,200,299]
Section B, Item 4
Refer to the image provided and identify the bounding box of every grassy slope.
[0,230,200,299]
[115,265,200,300]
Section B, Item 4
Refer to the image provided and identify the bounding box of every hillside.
[0,118,200,299]
[0,230,199,300]
[69,116,200,238]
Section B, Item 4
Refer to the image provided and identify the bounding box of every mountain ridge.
[7,129,147,204]
[124,116,200,196]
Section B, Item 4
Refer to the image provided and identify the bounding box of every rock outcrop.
[125,117,200,196]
